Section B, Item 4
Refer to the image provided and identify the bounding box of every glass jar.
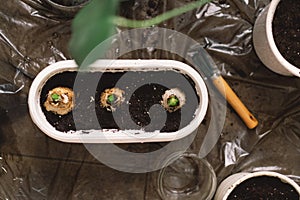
[157,152,217,200]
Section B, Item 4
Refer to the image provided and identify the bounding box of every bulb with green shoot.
[44,87,74,115]
[161,88,185,112]
[100,88,125,112]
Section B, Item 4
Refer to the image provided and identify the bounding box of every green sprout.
[167,95,180,107]
[106,94,117,105]
[51,93,61,102]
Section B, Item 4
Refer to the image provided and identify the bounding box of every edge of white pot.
[253,0,300,77]
[214,171,300,200]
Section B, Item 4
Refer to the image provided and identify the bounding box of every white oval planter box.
[28,59,208,143]
[214,171,300,200]
[253,0,300,77]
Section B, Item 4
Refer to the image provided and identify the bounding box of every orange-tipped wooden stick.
[212,75,258,129]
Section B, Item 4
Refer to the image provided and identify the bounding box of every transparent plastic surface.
[0,0,299,199]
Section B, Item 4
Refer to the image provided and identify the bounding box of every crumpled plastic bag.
[0,0,299,199]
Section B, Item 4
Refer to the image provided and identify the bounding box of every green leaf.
[69,0,118,66]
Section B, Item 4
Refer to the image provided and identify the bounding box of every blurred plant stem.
[69,0,213,65]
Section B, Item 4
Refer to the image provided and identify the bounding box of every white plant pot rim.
[253,0,300,77]
[28,59,209,143]
[266,0,299,76]
[214,171,300,200]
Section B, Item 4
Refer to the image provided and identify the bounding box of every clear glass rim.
[157,151,217,200]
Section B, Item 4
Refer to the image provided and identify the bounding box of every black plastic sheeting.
[0,0,299,199]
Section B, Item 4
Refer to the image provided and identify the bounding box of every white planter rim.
[253,0,300,77]
[216,171,300,199]
[266,0,300,77]
[28,59,209,143]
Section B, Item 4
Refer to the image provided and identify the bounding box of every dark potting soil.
[40,70,199,133]
[273,0,300,68]
[227,176,299,200]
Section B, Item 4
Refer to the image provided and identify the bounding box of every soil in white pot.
[227,176,299,200]
[40,71,199,133]
[273,0,300,68]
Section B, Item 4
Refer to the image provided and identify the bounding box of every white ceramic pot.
[28,59,208,143]
[253,0,300,77]
[214,171,300,200]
